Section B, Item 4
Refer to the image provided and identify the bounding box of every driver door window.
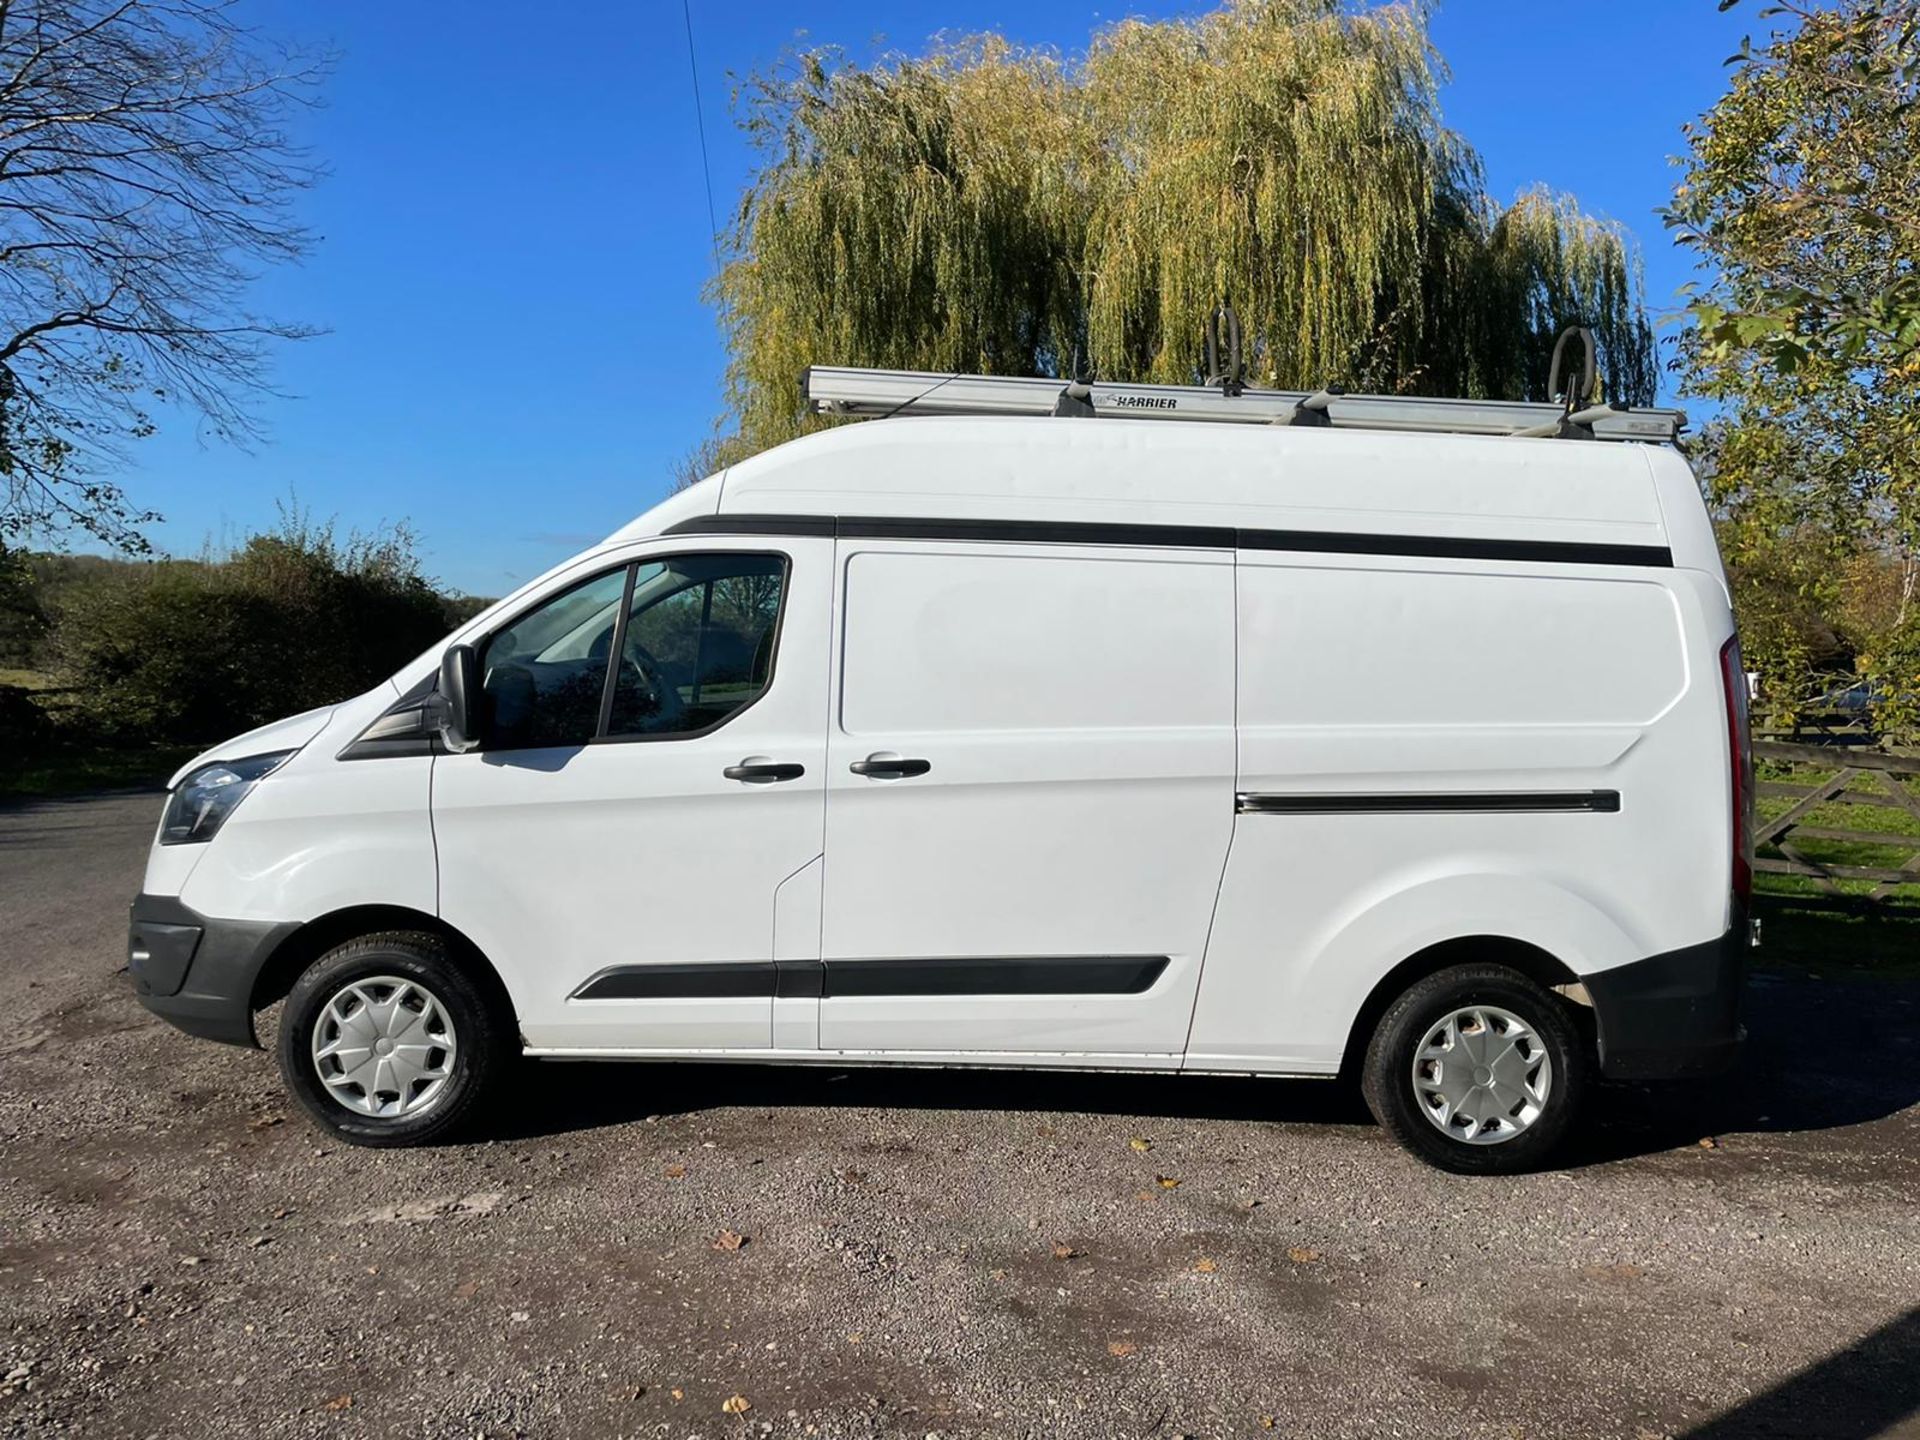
[478,554,787,751]
[609,554,786,738]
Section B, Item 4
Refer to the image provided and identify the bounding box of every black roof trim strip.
[1235,529,1671,567]
[663,514,1672,568]
[667,514,837,538]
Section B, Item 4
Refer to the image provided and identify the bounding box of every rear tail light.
[1719,636,1754,905]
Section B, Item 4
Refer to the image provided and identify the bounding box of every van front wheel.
[1361,963,1587,1175]
[277,932,510,1147]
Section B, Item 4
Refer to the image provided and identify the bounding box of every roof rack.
[804,365,1686,444]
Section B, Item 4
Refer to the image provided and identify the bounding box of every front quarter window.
[478,566,631,750]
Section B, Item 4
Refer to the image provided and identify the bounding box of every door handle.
[849,753,932,779]
[723,758,806,783]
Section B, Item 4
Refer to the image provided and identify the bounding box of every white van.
[128,368,1752,1174]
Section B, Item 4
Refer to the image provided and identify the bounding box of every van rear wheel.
[277,932,510,1147]
[1361,963,1587,1175]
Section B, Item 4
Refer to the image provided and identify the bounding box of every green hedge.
[48,524,455,745]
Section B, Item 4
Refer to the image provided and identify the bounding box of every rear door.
[816,537,1237,1058]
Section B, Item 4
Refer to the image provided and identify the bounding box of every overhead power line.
[681,0,722,280]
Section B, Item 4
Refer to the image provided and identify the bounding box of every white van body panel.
[170,684,436,924]
[1185,557,1732,1071]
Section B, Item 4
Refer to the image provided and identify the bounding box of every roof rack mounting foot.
[1051,381,1096,418]
[1285,386,1344,427]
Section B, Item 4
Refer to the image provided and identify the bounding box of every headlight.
[160,751,292,846]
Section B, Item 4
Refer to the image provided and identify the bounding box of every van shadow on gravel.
[482,1054,1374,1144]
[477,968,1920,1170]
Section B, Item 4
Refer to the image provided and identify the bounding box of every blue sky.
[113,1,1758,597]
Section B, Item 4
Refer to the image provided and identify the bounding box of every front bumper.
[1586,907,1750,1080]
[128,893,298,1048]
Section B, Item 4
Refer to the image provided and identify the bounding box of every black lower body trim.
[1238,790,1620,815]
[820,956,1167,997]
[129,893,299,1049]
[573,962,778,1000]
[571,956,1169,1001]
[1586,906,1748,1080]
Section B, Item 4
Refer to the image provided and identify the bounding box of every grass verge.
[1751,888,1920,980]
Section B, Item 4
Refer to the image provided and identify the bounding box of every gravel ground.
[2,791,1918,1440]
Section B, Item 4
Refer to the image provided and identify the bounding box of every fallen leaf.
[1129,1137,1152,1153]
[840,1168,866,1184]
[721,1394,752,1414]
[1135,1190,1159,1204]
[1154,1175,1182,1189]
[1582,1262,1644,1281]
[1050,1242,1081,1261]
[323,1394,353,1412]
[1107,1340,1138,1357]
[1262,1418,1277,1430]
[1192,1257,1217,1273]
[670,1387,684,1402]
[1240,1198,1264,1211]
[1698,1137,1719,1150]
[711,1230,748,1252]
[453,1280,480,1299]
[248,1115,284,1131]
[1285,1247,1321,1265]
[664,1163,687,1179]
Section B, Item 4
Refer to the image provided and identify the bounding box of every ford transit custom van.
[128,367,1750,1174]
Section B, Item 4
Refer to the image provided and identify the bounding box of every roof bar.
[802,365,1687,444]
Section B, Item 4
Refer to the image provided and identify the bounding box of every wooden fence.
[1752,739,1920,903]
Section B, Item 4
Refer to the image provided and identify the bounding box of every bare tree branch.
[0,0,329,550]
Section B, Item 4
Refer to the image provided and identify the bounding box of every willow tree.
[713,0,1654,456]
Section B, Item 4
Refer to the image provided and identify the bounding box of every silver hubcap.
[1411,1004,1553,1145]
[311,976,458,1119]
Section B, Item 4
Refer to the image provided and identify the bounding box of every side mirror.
[436,642,483,753]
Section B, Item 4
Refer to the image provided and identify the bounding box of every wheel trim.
[1410,1004,1553,1146]
[311,976,458,1119]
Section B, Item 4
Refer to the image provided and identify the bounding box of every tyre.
[1360,963,1588,1175]
[276,931,512,1147]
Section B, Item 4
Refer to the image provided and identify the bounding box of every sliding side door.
[816,536,1237,1060]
